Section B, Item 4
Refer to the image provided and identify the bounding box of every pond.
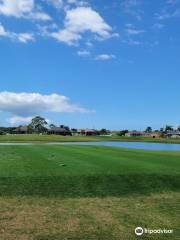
[59,141,180,151]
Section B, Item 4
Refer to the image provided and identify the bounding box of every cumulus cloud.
[49,6,114,45]
[95,54,116,61]
[0,23,34,42]
[0,0,51,20]
[0,1,117,47]
[0,92,91,119]
[0,0,34,17]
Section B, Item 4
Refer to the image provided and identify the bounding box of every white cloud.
[0,0,51,20]
[29,11,51,21]
[0,23,34,42]
[0,0,34,17]
[77,50,90,56]
[0,23,9,36]
[126,28,144,35]
[127,39,142,45]
[49,6,114,44]
[0,92,91,118]
[7,116,51,126]
[8,116,33,125]
[95,54,116,61]
[15,32,34,42]
[156,8,180,20]
[0,2,117,47]
[67,0,88,7]
[8,116,51,125]
[67,0,77,3]
[50,28,81,45]
[46,0,63,9]
[125,24,145,35]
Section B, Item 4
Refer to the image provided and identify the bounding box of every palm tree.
[164,125,173,133]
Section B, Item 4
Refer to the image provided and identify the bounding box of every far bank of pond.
[0,134,180,144]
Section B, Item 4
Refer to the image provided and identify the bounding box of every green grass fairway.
[1,134,180,144]
[0,145,179,239]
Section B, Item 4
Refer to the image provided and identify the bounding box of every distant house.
[125,131,149,137]
[13,126,29,134]
[0,130,6,135]
[125,131,161,138]
[165,131,180,138]
[77,129,99,136]
[150,132,161,138]
[48,127,72,136]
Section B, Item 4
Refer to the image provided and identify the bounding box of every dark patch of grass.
[0,174,179,197]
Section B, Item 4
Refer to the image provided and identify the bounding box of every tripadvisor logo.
[135,226,173,236]
[135,227,144,236]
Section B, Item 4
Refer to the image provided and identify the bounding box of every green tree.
[27,125,33,134]
[145,126,152,132]
[117,130,128,136]
[49,124,56,129]
[99,129,109,135]
[164,125,173,133]
[177,126,180,131]
[60,125,70,131]
[30,116,48,133]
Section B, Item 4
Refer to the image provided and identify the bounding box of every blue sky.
[0,0,179,130]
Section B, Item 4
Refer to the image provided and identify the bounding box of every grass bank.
[0,145,179,239]
[0,134,180,144]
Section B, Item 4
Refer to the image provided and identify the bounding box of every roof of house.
[166,131,180,136]
[126,131,152,136]
[14,126,28,132]
[77,128,97,133]
[48,127,70,132]
[127,131,148,134]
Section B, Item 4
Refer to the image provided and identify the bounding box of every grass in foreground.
[0,145,179,239]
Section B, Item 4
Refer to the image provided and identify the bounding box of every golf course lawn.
[1,134,180,144]
[0,145,179,240]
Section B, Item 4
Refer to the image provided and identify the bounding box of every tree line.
[0,116,110,135]
[0,116,179,136]
[116,125,180,136]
